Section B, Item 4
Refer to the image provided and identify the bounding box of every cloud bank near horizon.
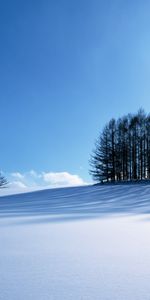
[4,170,88,194]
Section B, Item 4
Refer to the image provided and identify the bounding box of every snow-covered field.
[1,184,150,300]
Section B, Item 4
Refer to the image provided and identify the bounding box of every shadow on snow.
[0,184,150,224]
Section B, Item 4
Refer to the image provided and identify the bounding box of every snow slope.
[0,184,150,300]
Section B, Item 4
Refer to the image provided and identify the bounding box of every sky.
[1,0,150,191]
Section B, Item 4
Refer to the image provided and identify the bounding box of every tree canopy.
[90,109,150,183]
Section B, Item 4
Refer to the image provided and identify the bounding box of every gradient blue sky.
[1,0,150,189]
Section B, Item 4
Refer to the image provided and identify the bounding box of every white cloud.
[42,172,86,187]
[4,170,88,195]
[11,172,24,179]
[9,181,27,189]
[28,170,41,178]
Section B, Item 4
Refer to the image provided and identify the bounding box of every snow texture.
[0,184,150,300]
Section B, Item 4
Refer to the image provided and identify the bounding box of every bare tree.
[0,172,8,188]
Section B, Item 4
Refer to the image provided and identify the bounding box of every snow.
[1,184,150,299]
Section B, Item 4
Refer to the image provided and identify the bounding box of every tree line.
[90,109,150,183]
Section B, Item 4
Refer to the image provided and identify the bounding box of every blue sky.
[1,0,150,190]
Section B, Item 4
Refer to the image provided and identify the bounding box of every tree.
[90,125,110,182]
[90,109,150,183]
[0,172,8,188]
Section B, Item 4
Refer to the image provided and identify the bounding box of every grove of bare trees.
[90,109,150,183]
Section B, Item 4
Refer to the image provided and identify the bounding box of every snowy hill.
[0,183,150,223]
[1,184,150,300]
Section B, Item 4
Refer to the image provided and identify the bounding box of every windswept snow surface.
[1,184,150,300]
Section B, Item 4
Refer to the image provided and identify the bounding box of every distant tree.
[90,109,150,183]
[0,172,8,188]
